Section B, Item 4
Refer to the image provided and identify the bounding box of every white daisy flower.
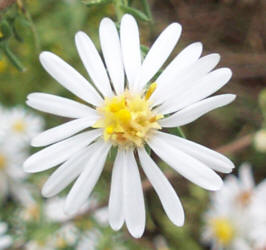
[25,240,52,250]
[0,223,12,250]
[24,14,235,238]
[5,107,44,145]
[0,139,27,200]
[202,163,266,250]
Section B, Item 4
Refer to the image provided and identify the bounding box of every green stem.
[18,0,41,52]
[114,0,124,22]
[1,42,24,71]
[140,0,152,21]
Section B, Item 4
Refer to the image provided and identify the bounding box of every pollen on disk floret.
[93,84,163,147]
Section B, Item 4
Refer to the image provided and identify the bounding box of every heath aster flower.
[24,14,235,237]
[202,164,266,250]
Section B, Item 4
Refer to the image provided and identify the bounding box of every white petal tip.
[30,138,40,147]
[100,17,112,25]
[39,51,53,61]
[41,185,54,198]
[210,181,224,191]
[63,205,76,217]
[129,229,145,239]
[110,223,124,231]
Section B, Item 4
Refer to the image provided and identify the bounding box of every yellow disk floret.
[211,217,234,245]
[12,119,26,133]
[93,84,163,147]
[0,154,6,170]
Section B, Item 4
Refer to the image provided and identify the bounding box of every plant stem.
[1,42,24,71]
[113,0,124,22]
[140,0,152,21]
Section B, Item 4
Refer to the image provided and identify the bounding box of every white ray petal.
[133,23,182,93]
[27,93,97,118]
[64,140,111,215]
[23,129,102,173]
[160,94,236,127]
[32,117,98,147]
[108,149,125,230]
[100,18,125,95]
[75,31,113,97]
[120,14,141,90]
[42,143,100,198]
[152,131,234,173]
[239,163,255,190]
[138,147,184,226]
[151,42,203,105]
[124,149,145,238]
[39,52,103,106]
[157,67,232,114]
[154,53,220,107]
[148,133,223,190]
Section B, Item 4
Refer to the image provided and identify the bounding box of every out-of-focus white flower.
[0,139,27,200]
[254,129,266,152]
[24,14,235,238]
[202,163,266,250]
[0,222,12,250]
[76,229,101,250]
[5,107,44,145]
[93,206,109,227]
[25,240,52,250]
[50,223,79,249]
[0,106,8,139]
[44,196,92,223]
[20,200,41,222]
[153,235,170,250]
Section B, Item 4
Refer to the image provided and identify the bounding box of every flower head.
[202,163,266,249]
[24,14,235,238]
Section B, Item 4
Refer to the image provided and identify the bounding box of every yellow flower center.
[0,154,6,170]
[93,83,162,147]
[211,217,234,245]
[25,203,40,221]
[12,119,26,133]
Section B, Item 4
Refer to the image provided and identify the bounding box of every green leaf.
[168,127,186,138]
[176,127,186,138]
[0,42,25,72]
[120,5,151,22]
[141,44,149,59]
[259,88,266,118]
[82,0,112,7]
[140,0,152,20]
[0,20,12,40]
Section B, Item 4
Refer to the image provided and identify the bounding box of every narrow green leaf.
[0,20,12,40]
[140,0,152,20]
[168,127,186,138]
[176,127,186,138]
[259,88,266,118]
[1,42,25,72]
[82,0,112,7]
[120,5,151,22]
